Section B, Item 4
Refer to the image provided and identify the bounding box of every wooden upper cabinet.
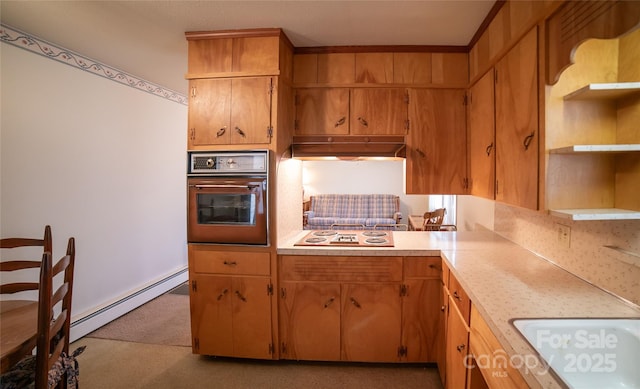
[495,27,539,210]
[468,69,496,200]
[232,36,280,73]
[394,53,432,84]
[188,39,232,74]
[188,79,232,146]
[189,77,273,146]
[406,89,467,194]
[293,54,318,84]
[318,53,356,84]
[431,53,469,86]
[186,29,286,76]
[355,53,393,83]
[295,88,350,135]
[350,88,407,135]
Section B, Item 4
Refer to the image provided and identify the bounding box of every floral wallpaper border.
[1,24,188,106]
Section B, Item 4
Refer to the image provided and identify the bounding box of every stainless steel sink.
[512,318,640,389]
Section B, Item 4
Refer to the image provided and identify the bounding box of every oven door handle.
[190,184,259,190]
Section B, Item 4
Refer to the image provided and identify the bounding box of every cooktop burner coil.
[313,230,338,236]
[365,238,388,244]
[362,231,387,237]
[305,237,327,243]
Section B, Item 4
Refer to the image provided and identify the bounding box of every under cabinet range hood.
[290,135,406,160]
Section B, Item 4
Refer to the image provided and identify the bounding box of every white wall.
[456,195,494,231]
[1,42,188,336]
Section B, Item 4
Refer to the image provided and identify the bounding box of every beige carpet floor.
[72,338,443,389]
[86,293,191,347]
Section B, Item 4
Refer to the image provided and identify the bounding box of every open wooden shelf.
[550,208,640,221]
[563,82,640,100]
[549,144,640,153]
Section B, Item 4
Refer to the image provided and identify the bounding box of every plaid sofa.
[305,194,401,230]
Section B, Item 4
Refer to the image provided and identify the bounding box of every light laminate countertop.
[277,230,640,388]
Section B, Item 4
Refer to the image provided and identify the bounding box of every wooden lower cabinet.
[189,245,274,359]
[279,255,439,363]
[279,282,341,360]
[342,283,402,362]
[191,274,273,359]
[445,295,470,389]
[469,305,529,389]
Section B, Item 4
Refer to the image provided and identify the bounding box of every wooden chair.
[422,208,446,231]
[0,225,53,371]
[1,236,81,389]
[36,237,77,389]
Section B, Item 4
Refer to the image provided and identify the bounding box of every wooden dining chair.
[0,225,53,371]
[1,237,81,389]
[35,237,77,389]
[422,208,446,231]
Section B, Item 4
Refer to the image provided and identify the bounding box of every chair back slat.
[0,282,39,294]
[0,261,42,271]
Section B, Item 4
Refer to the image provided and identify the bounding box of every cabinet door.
[341,283,402,362]
[406,89,467,194]
[468,69,496,199]
[295,88,350,135]
[445,298,470,389]
[279,282,341,361]
[188,79,232,147]
[231,77,273,144]
[231,277,273,359]
[190,275,234,356]
[495,27,539,210]
[402,279,441,362]
[350,88,407,135]
[437,284,448,386]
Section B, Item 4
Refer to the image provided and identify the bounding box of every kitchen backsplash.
[494,203,640,307]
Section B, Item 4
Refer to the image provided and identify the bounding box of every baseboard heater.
[70,267,188,342]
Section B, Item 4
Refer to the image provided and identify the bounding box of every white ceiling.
[1,1,496,95]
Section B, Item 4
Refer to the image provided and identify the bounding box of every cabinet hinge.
[280,287,286,299]
[400,284,408,297]
[404,91,410,105]
[404,119,410,131]
[267,283,273,296]
[194,337,200,352]
[267,126,273,139]
[268,79,274,95]
[191,86,196,99]
[269,343,274,355]
[397,346,407,357]
[191,280,197,293]
[281,342,287,355]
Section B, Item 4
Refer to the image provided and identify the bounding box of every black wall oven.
[187,150,268,245]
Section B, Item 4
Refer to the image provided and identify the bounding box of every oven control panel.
[188,150,268,175]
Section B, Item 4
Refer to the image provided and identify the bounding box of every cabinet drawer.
[449,271,471,326]
[403,257,441,278]
[470,305,529,388]
[280,255,402,282]
[191,249,270,276]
